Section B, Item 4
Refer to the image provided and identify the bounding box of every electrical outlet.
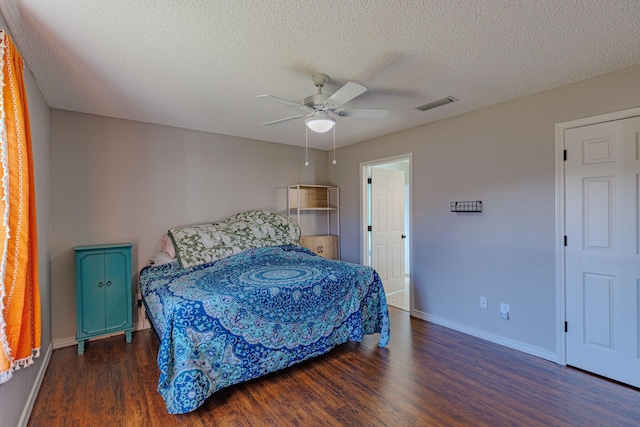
[500,303,510,320]
[480,297,488,309]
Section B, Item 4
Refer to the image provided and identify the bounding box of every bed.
[140,210,390,414]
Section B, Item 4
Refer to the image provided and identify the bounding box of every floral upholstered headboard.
[168,210,301,268]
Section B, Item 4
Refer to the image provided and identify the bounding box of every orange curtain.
[0,30,41,384]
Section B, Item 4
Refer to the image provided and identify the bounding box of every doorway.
[556,107,640,387]
[361,154,412,312]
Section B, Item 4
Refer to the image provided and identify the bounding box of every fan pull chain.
[332,126,337,165]
[305,126,309,166]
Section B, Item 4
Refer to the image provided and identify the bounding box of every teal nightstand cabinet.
[74,243,133,355]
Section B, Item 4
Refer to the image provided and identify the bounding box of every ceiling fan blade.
[326,82,367,106]
[261,115,304,126]
[257,94,305,108]
[337,108,389,119]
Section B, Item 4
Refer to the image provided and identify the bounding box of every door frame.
[555,106,640,365]
[360,153,413,309]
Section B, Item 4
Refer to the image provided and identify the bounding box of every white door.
[565,116,640,388]
[371,167,405,293]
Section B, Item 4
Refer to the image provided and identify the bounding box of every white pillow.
[150,251,175,266]
[162,234,176,258]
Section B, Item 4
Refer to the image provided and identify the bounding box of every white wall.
[50,110,329,345]
[0,15,52,427]
[332,64,640,359]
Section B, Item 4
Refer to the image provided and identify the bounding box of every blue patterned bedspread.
[140,244,390,414]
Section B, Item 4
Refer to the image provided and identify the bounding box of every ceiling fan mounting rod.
[312,73,329,93]
[305,73,331,108]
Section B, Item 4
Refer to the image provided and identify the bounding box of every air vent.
[416,96,458,112]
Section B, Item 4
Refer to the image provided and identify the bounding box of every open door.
[564,115,640,388]
[371,167,405,294]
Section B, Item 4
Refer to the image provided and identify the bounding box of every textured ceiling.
[1,1,639,150]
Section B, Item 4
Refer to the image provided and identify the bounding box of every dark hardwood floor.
[28,307,640,426]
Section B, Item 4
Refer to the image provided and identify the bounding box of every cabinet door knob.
[106,281,112,287]
[401,235,406,239]
[98,281,104,287]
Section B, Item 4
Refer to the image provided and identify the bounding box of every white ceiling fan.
[258,73,389,133]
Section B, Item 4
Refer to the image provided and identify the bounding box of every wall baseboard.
[53,321,151,350]
[411,309,558,363]
[52,336,77,350]
[18,342,53,427]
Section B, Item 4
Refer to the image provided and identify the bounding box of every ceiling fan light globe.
[305,116,335,133]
